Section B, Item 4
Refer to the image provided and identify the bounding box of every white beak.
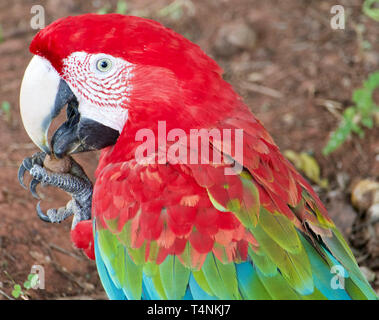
[19,55,62,153]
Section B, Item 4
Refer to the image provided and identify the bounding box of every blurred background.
[0,0,378,299]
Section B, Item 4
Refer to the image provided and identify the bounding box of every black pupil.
[100,60,108,69]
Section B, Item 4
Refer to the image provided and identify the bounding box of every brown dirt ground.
[0,0,378,299]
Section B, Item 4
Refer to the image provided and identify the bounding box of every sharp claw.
[30,179,40,199]
[18,153,45,190]
[18,164,27,189]
[36,202,51,223]
[22,157,33,171]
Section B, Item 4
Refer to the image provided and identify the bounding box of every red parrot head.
[20,14,237,159]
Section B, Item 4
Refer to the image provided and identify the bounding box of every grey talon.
[18,152,47,190]
[30,179,41,199]
[36,202,51,222]
[22,157,32,170]
[18,164,28,189]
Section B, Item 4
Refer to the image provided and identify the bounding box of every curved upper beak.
[20,55,75,154]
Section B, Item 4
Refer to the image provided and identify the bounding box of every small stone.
[247,72,263,82]
[213,21,256,57]
[82,282,95,292]
[336,172,350,190]
[351,179,379,211]
[368,203,379,222]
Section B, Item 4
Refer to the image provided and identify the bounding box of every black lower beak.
[51,94,120,158]
[51,99,82,158]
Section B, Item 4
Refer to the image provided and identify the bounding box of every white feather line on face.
[61,52,134,133]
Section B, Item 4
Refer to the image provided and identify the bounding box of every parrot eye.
[96,58,112,72]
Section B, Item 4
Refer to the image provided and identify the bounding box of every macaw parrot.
[18,13,377,300]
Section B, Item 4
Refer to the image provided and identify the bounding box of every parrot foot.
[18,152,93,228]
[18,151,46,195]
[36,200,76,223]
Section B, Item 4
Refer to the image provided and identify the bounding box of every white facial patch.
[61,51,135,133]
[78,101,129,133]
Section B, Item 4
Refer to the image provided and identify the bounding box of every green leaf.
[285,150,328,188]
[365,71,379,90]
[323,71,379,155]
[343,106,357,120]
[11,290,20,298]
[361,116,373,128]
[116,0,128,14]
[23,280,31,289]
[1,101,11,122]
[363,0,379,21]
[12,284,22,298]
[1,101,10,113]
